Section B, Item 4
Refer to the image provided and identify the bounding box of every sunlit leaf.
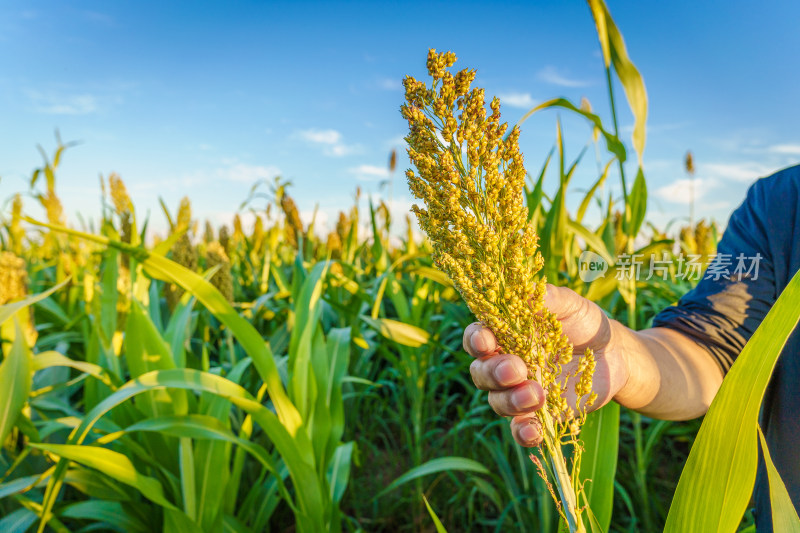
[361,316,430,348]
[665,268,800,531]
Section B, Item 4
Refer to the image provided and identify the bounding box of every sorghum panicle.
[206,241,234,303]
[402,49,597,430]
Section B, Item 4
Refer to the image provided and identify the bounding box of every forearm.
[611,322,724,420]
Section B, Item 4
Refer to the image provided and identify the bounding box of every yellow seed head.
[108,173,132,215]
[206,241,233,303]
[0,252,27,305]
[402,50,595,426]
[176,197,192,232]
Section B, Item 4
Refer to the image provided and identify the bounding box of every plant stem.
[541,409,585,533]
[604,63,638,330]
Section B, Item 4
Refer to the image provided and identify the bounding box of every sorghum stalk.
[401,50,597,532]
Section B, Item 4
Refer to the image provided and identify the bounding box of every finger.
[470,353,528,391]
[462,322,483,357]
[543,283,586,321]
[510,413,543,447]
[487,380,544,416]
[463,324,500,358]
[543,284,609,352]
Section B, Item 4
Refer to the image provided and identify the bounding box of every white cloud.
[299,129,341,144]
[700,162,772,183]
[218,162,281,184]
[498,92,536,109]
[27,91,98,115]
[654,177,718,205]
[350,164,390,182]
[538,66,591,88]
[767,143,800,155]
[296,128,358,157]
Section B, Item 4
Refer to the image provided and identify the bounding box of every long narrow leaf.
[758,426,800,532]
[587,0,648,165]
[0,281,67,327]
[665,268,800,531]
[0,319,32,447]
[29,443,179,510]
[579,402,619,532]
[378,456,490,498]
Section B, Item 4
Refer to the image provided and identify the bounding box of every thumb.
[543,284,609,352]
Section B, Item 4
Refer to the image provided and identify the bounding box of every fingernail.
[471,329,489,353]
[512,383,540,410]
[519,423,539,444]
[494,360,521,386]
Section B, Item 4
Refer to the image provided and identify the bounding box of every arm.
[465,284,724,446]
[613,324,723,419]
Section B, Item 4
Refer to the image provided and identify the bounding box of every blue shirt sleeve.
[651,173,781,372]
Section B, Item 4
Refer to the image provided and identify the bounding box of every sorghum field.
[0,138,724,533]
[3,2,799,532]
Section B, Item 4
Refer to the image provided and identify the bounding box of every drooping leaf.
[587,0,648,165]
[517,98,626,163]
[29,443,179,511]
[378,456,490,498]
[361,316,430,348]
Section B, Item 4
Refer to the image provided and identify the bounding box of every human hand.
[463,284,630,446]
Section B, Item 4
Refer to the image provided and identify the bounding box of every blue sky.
[2,1,800,237]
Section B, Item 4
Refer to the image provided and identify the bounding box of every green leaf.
[378,456,490,498]
[0,319,32,447]
[21,218,304,435]
[40,369,324,532]
[29,443,179,511]
[407,266,452,287]
[576,159,614,223]
[141,249,303,435]
[60,501,147,533]
[422,494,448,533]
[33,350,118,389]
[517,98,626,163]
[626,167,648,238]
[526,149,552,222]
[579,402,619,533]
[0,474,46,500]
[328,441,354,505]
[361,316,430,348]
[758,426,800,532]
[665,268,800,532]
[587,0,648,165]
[0,281,67,327]
[163,508,203,533]
[567,219,614,266]
[0,508,38,533]
[288,262,327,422]
[64,467,132,502]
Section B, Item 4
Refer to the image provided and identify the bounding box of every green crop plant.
[2,1,797,531]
